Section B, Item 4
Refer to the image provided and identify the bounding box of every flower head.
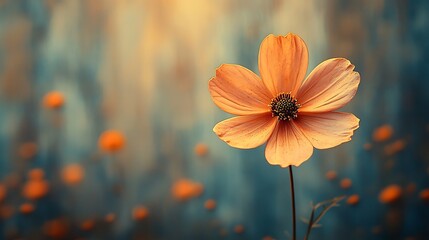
[43,91,65,109]
[98,130,126,153]
[61,164,85,185]
[209,33,360,167]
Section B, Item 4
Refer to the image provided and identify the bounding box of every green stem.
[289,166,296,240]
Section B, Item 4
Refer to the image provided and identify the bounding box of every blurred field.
[0,0,429,239]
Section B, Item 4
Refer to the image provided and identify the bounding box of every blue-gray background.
[0,0,428,239]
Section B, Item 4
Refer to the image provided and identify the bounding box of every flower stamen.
[270,93,300,121]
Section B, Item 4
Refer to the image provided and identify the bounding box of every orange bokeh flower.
[372,124,393,142]
[105,213,116,223]
[346,194,360,205]
[419,189,429,202]
[43,219,69,238]
[234,224,245,234]
[98,130,126,153]
[209,33,360,167]
[204,199,216,211]
[340,178,353,189]
[20,203,35,214]
[384,139,406,156]
[379,184,402,204]
[28,168,45,180]
[0,184,7,202]
[22,179,49,200]
[18,142,38,159]
[42,91,65,109]
[194,143,209,157]
[81,219,95,231]
[171,179,204,201]
[0,205,14,219]
[325,170,337,181]
[61,164,85,185]
[132,205,149,220]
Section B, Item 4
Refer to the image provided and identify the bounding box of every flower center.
[270,93,300,121]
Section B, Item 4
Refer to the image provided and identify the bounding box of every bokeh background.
[0,0,429,239]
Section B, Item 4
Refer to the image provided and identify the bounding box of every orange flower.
[340,178,353,189]
[28,168,45,180]
[419,189,429,202]
[22,179,49,200]
[194,143,209,157]
[132,205,149,220]
[372,124,393,142]
[80,219,95,231]
[43,219,69,238]
[98,130,126,153]
[0,184,7,202]
[18,142,38,159]
[0,205,14,219]
[325,170,337,181]
[346,194,360,205]
[234,224,245,234]
[171,179,204,201]
[42,91,65,109]
[20,203,35,214]
[105,213,116,223]
[204,199,217,211]
[379,184,402,204]
[61,164,85,185]
[384,139,406,156]
[209,33,360,167]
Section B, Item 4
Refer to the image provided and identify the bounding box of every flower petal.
[213,114,276,149]
[264,121,313,167]
[209,64,272,115]
[258,33,309,96]
[297,58,360,113]
[296,112,359,149]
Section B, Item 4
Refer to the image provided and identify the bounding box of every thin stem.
[289,166,296,240]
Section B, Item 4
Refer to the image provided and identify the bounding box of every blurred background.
[0,0,429,239]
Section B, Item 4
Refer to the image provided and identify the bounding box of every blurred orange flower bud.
[379,184,402,204]
[325,170,337,181]
[419,189,429,202]
[43,219,69,238]
[346,194,360,205]
[0,184,7,202]
[132,206,149,221]
[340,178,352,189]
[18,142,38,159]
[98,130,126,153]
[28,168,45,180]
[20,203,35,214]
[372,124,393,142]
[172,179,204,201]
[194,143,209,157]
[22,179,49,200]
[43,91,65,109]
[204,199,216,211]
[61,164,84,185]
